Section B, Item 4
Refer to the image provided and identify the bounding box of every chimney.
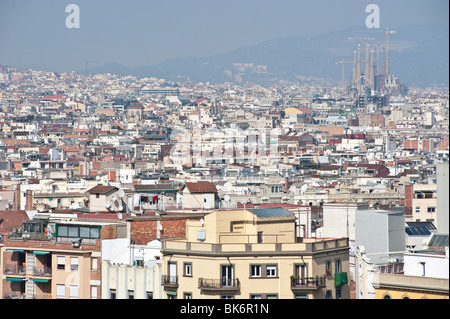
[285,177,289,193]
[26,189,34,210]
[14,184,21,210]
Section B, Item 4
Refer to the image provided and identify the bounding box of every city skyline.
[0,0,448,79]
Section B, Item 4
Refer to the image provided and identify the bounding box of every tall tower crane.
[335,59,353,90]
[354,28,396,76]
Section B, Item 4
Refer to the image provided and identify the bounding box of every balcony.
[198,278,240,291]
[33,266,52,277]
[3,293,25,299]
[290,275,327,291]
[4,264,26,276]
[161,275,178,288]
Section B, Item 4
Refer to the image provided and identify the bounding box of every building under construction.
[348,31,408,109]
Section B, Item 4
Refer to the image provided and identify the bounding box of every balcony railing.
[4,264,26,276]
[33,266,52,277]
[290,275,327,290]
[198,278,240,291]
[161,275,178,288]
[3,293,25,299]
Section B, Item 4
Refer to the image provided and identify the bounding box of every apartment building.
[405,182,437,223]
[161,208,350,299]
[0,213,126,299]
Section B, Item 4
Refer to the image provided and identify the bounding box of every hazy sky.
[0,0,448,73]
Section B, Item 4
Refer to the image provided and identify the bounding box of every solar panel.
[405,222,436,237]
[428,234,449,247]
[248,208,293,217]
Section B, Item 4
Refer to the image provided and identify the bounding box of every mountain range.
[83,24,449,87]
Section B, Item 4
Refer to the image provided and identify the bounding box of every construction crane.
[347,37,375,42]
[12,93,32,116]
[335,59,353,90]
[353,28,396,76]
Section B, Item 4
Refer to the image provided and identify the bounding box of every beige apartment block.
[161,208,350,299]
[409,183,437,223]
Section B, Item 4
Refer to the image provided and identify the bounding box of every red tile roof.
[182,182,217,193]
[87,185,118,194]
[0,210,29,234]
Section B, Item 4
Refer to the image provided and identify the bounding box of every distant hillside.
[85,24,449,87]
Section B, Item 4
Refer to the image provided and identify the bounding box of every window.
[91,257,98,271]
[250,295,262,299]
[57,225,100,239]
[57,256,65,270]
[71,257,79,271]
[415,206,420,213]
[250,265,261,277]
[420,262,426,276]
[69,285,78,299]
[110,289,116,299]
[184,293,192,299]
[325,260,331,275]
[80,227,90,238]
[257,231,263,243]
[91,286,98,299]
[184,263,192,276]
[58,226,68,237]
[427,207,436,213]
[335,288,342,299]
[325,290,332,299]
[147,292,153,299]
[266,265,277,277]
[96,193,99,198]
[56,284,65,298]
[128,290,134,299]
[335,259,341,274]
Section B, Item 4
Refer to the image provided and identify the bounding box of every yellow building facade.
[162,208,350,299]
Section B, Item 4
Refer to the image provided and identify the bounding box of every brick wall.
[129,217,201,245]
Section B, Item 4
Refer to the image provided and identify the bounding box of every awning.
[33,279,49,283]
[33,251,50,255]
[334,272,348,288]
[166,291,177,296]
[6,277,25,282]
[6,249,24,252]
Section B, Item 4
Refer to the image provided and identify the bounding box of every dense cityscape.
[0,2,448,303]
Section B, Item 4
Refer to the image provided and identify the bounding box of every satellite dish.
[224,195,230,202]
[200,218,205,226]
[118,189,125,197]
[111,195,117,201]
[105,201,111,208]
[117,213,123,220]
[157,224,163,231]
[118,205,123,211]
[96,175,100,181]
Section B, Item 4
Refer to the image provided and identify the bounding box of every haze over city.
[0,0,448,306]
[0,0,448,86]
